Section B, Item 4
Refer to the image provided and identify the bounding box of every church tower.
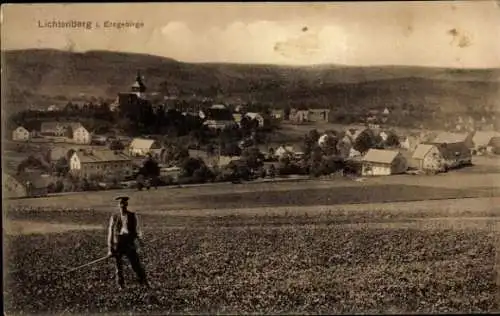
[131,71,147,98]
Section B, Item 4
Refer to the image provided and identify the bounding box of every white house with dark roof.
[70,149,132,178]
[361,149,407,176]
[72,125,92,144]
[128,138,162,157]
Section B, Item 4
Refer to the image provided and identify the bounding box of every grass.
[4,209,499,314]
[179,184,498,210]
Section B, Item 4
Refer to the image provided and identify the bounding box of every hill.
[2,49,500,114]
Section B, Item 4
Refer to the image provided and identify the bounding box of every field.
[4,172,500,314]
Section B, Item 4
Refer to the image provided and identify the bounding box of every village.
[5,72,500,199]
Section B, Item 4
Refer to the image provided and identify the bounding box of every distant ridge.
[2,49,499,113]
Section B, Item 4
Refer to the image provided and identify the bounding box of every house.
[487,137,500,154]
[4,172,55,198]
[431,131,474,149]
[361,149,408,176]
[72,125,92,144]
[289,109,309,123]
[472,131,500,153]
[70,149,133,178]
[200,106,236,130]
[12,126,33,141]
[270,109,285,121]
[411,144,444,172]
[232,113,243,125]
[383,107,390,115]
[128,138,162,157]
[244,112,265,128]
[308,109,330,122]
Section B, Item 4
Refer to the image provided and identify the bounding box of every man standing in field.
[107,196,149,290]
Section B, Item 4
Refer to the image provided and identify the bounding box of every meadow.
[4,179,500,314]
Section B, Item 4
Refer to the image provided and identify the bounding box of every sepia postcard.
[2,2,500,314]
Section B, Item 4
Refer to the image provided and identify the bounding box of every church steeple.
[131,71,146,93]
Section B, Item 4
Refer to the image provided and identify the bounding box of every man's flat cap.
[115,196,130,202]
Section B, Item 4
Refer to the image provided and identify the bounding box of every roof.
[473,131,500,147]
[362,149,401,164]
[245,112,263,120]
[50,147,71,161]
[74,150,131,164]
[412,144,436,160]
[129,138,157,150]
[431,132,470,144]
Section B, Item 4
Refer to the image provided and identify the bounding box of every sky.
[2,2,500,68]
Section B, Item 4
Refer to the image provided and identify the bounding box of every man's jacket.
[107,211,142,252]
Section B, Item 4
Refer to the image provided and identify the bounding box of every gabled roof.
[74,150,131,164]
[129,138,157,149]
[473,131,500,147]
[362,149,401,164]
[431,132,470,144]
[412,144,437,160]
[245,112,263,120]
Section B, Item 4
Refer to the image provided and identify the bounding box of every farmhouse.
[289,109,309,123]
[411,144,444,172]
[361,149,408,176]
[200,105,236,130]
[70,149,133,178]
[72,125,92,144]
[308,109,330,122]
[472,131,500,153]
[12,126,38,141]
[128,138,162,157]
[232,113,243,125]
[270,109,285,121]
